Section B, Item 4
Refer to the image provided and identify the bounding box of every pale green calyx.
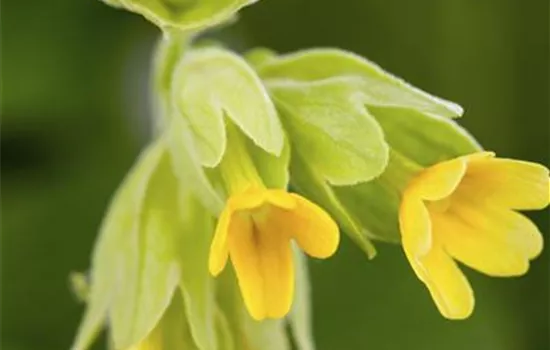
[101,0,259,32]
[257,48,463,118]
[171,46,284,168]
[268,78,389,186]
[71,138,219,350]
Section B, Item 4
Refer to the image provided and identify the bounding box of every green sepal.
[288,247,315,350]
[214,306,235,350]
[245,134,291,189]
[333,159,404,244]
[257,49,463,118]
[101,0,258,34]
[244,47,278,69]
[176,191,218,350]
[71,139,172,350]
[172,46,284,167]
[290,152,377,259]
[167,116,225,215]
[369,106,482,167]
[150,292,200,350]
[268,78,389,185]
[108,141,182,349]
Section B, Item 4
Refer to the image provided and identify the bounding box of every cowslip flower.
[204,122,339,321]
[208,185,339,320]
[399,152,549,319]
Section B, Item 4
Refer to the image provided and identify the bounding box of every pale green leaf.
[110,143,182,349]
[156,292,200,350]
[177,192,218,350]
[215,307,235,350]
[288,247,315,350]
[71,140,167,350]
[172,46,284,167]
[246,135,290,189]
[245,47,278,69]
[102,0,258,33]
[258,49,463,118]
[268,77,389,185]
[290,152,376,258]
[370,106,481,167]
[167,117,225,215]
[333,164,403,244]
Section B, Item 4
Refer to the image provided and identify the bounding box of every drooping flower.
[209,186,340,320]
[399,152,549,319]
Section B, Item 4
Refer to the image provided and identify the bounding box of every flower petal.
[275,194,340,259]
[229,217,294,320]
[432,211,530,277]
[449,196,543,260]
[228,187,266,211]
[399,195,432,256]
[265,189,297,210]
[460,157,550,210]
[405,246,474,319]
[209,206,232,276]
[408,157,467,201]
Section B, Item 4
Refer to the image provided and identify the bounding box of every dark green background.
[2,0,549,349]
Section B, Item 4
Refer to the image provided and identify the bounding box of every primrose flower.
[399,152,549,319]
[209,186,339,320]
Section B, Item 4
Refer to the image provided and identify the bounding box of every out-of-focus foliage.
[1,0,548,350]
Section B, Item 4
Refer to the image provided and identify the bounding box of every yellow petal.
[228,217,294,320]
[209,206,233,276]
[405,246,474,319]
[399,195,432,256]
[449,196,543,260]
[432,211,530,277]
[228,187,266,211]
[460,157,550,210]
[408,157,467,201]
[274,194,340,259]
[265,189,297,210]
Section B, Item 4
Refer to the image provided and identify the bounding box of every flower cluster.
[72,1,549,349]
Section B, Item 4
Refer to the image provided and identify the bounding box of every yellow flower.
[399,152,549,319]
[209,186,340,320]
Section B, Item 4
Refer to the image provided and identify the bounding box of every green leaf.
[167,117,225,215]
[258,49,463,118]
[369,106,481,167]
[268,77,389,185]
[290,152,376,258]
[101,0,258,33]
[244,47,278,69]
[155,292,200,350]
[172,47,284,167]
[246,135,291,189]
[71,140,167,350]
[214,307,235,350]
[109,142,182,349]
[333,173,402,244]
[177,193,218,350]
[288,247,315,350]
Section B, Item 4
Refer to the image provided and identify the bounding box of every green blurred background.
[2,0,549,349]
